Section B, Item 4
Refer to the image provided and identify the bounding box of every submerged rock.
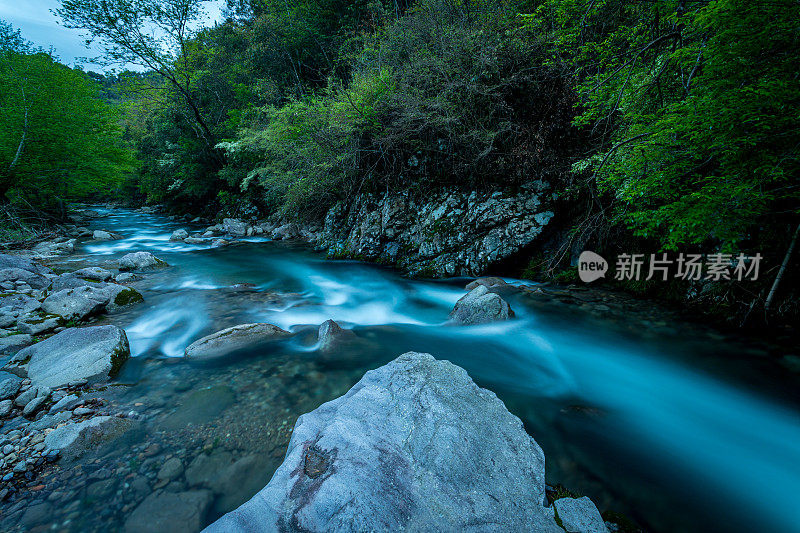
[554,496,609,533]
[206,352,563,532]
[184,323,290,359]
[44,415,137,461]
[449,285,514,325]
[14,325,130,388]
[124,490,212,533]
[118,252,168,271]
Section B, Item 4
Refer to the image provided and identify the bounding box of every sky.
[0,0,225,72]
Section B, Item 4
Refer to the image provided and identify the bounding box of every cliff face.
[317,180,555,277]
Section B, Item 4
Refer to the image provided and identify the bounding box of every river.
[8,207,800,532]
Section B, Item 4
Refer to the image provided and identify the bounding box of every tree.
[0,34,135,205]
[57,0,222,155]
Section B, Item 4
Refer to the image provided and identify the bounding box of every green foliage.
[0,24,136,208]
[528,0,800,251]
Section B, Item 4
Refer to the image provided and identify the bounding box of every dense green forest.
[1,0,799,320]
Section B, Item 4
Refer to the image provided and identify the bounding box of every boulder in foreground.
[205,352,564,532]
[184,323,291,359]
[13,325,130,389]
[449,284,514,325]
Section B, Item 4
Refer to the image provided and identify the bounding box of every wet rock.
[0,399,12,417]
[170,229,189,241]
[211,238,229,248]
[0,254,54,277]
[32,239,75,256]
[183,237,206,244]
[17,325,130,389]
[271,223,301,240]
[158,457,184,481]
[17,315,60,335]
[42,286,109,321]
[465,276,509,291]
[93,230,120,241]
[124,490,212,533]
[0,373,23,400]
[207,352,563,532]
[0,334,33,355]
[0,268,49,289]
[222,218,248,236]
[22,395,47,417]
[554,497,609,533]
[449,285,514,325]
[49,394,80,414]
[72,267,113,282]
[184,323,290,360]
[115,272,137,283]
[102,284,144,311]
[317,319,356,353]
[118,252,168,271]
[44,415,137,461]
[14,386,38,407]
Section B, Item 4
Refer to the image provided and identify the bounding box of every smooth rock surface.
[206,352,563,532]
[184,323,290,359]
[17,325,130,388]
[317,319,356,353]
[42,286,108,321]
[0,373,22,400]
[170,229,189,241]
[449,285,514,325]
[72,267,113,282]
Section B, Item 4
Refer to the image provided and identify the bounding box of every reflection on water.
[15,207,800,533]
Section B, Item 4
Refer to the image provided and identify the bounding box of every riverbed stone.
[17,325,130,389]
[17,315,60,335]
[554,496,609,533]
[158,457,185,481]
[124,490,213,533]
[22,395,47,417]
[449,285,514,325]
[118,252,168,271]
[0,399,12,417]
[206,352,563,533]
[44,415,137,461]
[92,230,120,241]
[184,323,290,359]
[49,394,80,414]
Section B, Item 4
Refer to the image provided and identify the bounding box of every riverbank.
[1,206,799,532]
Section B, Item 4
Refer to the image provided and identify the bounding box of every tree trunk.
[765,223,800,313]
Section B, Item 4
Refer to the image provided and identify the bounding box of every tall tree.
[57,0,222,156]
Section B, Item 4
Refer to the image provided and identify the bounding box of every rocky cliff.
[317,181,555,276]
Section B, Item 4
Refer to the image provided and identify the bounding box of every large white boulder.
[205,352,564,532]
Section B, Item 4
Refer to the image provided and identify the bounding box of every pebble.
[2,444,12,455]
[72,407,94,416]
[12,460,27,473]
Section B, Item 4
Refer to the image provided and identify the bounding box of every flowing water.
[7,207,800,532]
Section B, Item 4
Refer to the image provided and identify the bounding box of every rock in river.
[553,496,609,533]
[449,284,514,325]
[170,229,189,241]
[44,415,138,461]
[125,490,212,533]
[205,352,564,532]
[184,323,290,359]
[118,251,168,271]
[12,325,130,389]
